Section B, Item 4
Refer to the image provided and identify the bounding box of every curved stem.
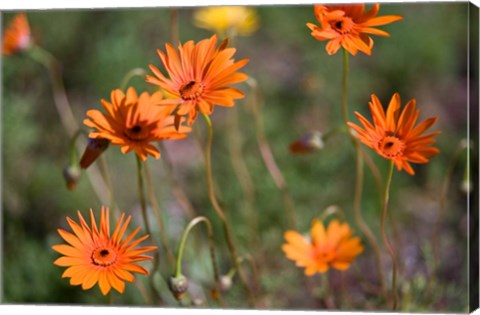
[340,48,386,300]
[201,113,256,306]
[27,44,111,207]
[136,155,163,305]
[120,68,147,91]
[174,216,221,295]
[381,161,399,310]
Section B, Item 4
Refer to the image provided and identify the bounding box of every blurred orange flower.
[347,93,440,175]
[52,207,157,295]
[83,87,190,161]
[146,34,249,126]
[306,4,402,56]
[282,219,363,275]
[2,13,31,56]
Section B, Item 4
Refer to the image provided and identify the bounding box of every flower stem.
[247,78,297,229]
[170,9,179,46]
[381,161,399,310]
[135,155,163,305]
[120,68,147,91]
[340,48,386,301]
[144,160,176,268]
[174,216,222,304]
[201,112,256,306]
[27,44,111,207]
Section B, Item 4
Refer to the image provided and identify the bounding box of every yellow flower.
[193,6,259,37]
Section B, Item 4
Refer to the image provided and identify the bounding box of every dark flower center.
[378,136,405,158]
[124,124,149,141]
[180,81,204,101]
[332,17,355,34]
[92,247,117,267]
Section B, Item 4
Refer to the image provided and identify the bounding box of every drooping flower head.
[347,93,441,175]
[2,13,31,56]
[52,207,157,295]
[307,4,402,56]
[146,34,249,126]
[193,6,259,38]
[83,87,190,162]
[282,219,363,275]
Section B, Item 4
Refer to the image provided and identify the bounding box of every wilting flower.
[83,87,190,161]
[306,4,402,56]
[347,93,440,175]
[52,207,157,295]
[146,34,249,126]
[2,13,31,56]
[193,6,259,37]
[282,219,363,275]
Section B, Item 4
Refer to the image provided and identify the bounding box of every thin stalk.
[159,142,197,218]
[380,161,399,310]
[340,48,386,300]
[174,216,222,306]
[226,106,260,248]
[119,68,147,90]
[247,78,297,228]
[201,113,256,306]
[135,155,163,305]
[27,44,111,206]
[144,160,176,268]
[170,9,179,46]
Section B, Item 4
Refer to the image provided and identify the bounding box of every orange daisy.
[83,87,190,162]
[146,34,249,126]
[2,13,31,56]
[52,207,157,295]
[347,93,441,175]
[306,4,402,56]
[282,219,363,275]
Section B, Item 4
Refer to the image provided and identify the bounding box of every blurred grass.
[1,3,473,311]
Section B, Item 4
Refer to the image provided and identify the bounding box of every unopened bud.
[219,275,232,291]
[79,138,109,169]
[461,179,472,194]
[168,274,188,301]
[289,131,324,154]
[63,165,81,191]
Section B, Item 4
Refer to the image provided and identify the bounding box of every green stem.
[144,160,176,268]
[201,113,256,306]
[340,48,386,300]
[119,68,147,91]
[174,216,221,292]
[381,161,399,310]
[135,155,163,305]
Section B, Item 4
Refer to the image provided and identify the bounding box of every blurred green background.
[1,2,475,312]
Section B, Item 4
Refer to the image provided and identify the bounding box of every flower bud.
[289,131,324,154]
[63,165,81,191]
[79,138,109,169]
[219,275,232,291]
[168,274,188,301]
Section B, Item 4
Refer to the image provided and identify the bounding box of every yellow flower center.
[180,81,204,101]
[332,17,355,34]
[378,136,405,158]
[124,124,149,141]
[92,248,117,267]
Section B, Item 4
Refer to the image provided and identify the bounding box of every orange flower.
[347,93,441,175]
[52,207,157,295]
[146,34,249,126]
[282,219,363,275]
[306,4,402,56]
[2,13,31,56]
[83,87,190,161]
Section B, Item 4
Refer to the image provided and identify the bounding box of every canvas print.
[1,2,478,313]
